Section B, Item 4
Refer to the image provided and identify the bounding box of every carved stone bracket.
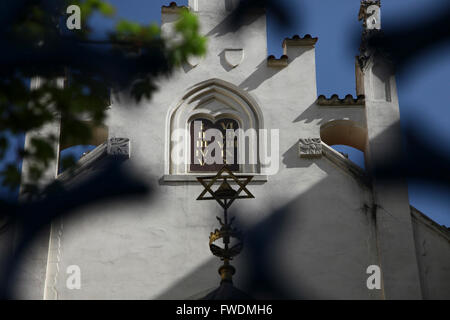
[299,138,322,158]
[107,138,130,158]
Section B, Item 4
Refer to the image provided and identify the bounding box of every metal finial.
[197,165,254,284]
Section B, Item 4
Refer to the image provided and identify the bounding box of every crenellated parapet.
[267,55,288,68]
[279,34,318,67]
[162,1,189,14]
[282,34,318,49]
[267,35,317,68]
[317,94,365,106]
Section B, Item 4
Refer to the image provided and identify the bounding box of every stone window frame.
[164,78,267,181]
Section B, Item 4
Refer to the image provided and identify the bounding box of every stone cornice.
[282,34,318,48]
[267,55,288,68]
[317,94,365,107]
[162,2,189,14]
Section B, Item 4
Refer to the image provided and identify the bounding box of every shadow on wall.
[294,102,327,124]
[238,46,310,91]
[282,142,315,169]
[156,162,377,300]
[206,11,264,38]
[369,119,450,189]
[0,158,152,299]
[294,102,364,126]
[238,59,281,91]
[153,194,303,299]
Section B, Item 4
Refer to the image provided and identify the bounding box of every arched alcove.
[320,120,368,169]
[165,78,264,175]
[320,120,367,152]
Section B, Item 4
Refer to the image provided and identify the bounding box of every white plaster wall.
[43,6,385,300]
[53,152,379,299]
[9,0,448,301]
[363,57,423,299]
[412,210,450,299]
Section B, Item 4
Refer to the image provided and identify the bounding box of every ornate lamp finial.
[197,165,254,284]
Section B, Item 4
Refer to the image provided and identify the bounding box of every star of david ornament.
[196,165,254,210]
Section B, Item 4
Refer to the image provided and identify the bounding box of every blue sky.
[1,0,449,226]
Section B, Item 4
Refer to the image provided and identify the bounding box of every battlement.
[162,2,188,14]
[267,55,288,68]
[317,94,365,106]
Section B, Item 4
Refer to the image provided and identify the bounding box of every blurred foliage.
[0,0,206,197]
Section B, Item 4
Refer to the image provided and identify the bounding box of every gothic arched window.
[166,78,264,177]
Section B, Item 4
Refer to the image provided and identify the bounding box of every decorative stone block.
[299,138,322,158]
[224,49,244,68]
[107,138,130,158]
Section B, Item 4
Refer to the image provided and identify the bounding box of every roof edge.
[57,138,130,185]
[57,142,108,183]
[321,142,371,188]
[410,205,450,242]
